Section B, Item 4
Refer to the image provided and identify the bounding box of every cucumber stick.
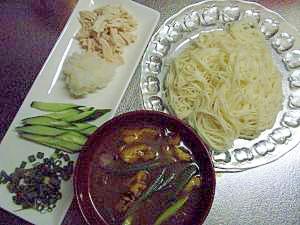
[21,117,96,134]
[16,125,66,136]
[45,109,110,122]
[64,110,97,122]
[78,106,94,112]
[57,131,87,145]
[31,101,79,112]
[64,109,110,122]
[17,101,112,153]
[45,109,82,120]
[17,125,88,144]
[19,133,82,152]
[63,123,97,134]
[80,126,98,135]
[73,123,95,130]
[22,116,71,127]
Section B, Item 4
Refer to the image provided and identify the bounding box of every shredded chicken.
[184,176,202,193]
[174,146,192,161]
[162,133,192,162]
[76,5,138,64]
[115,171,149,212]
[121,127,160,144]
[119,143,157,164]
[168,133,181,146]
[128,171,149,197]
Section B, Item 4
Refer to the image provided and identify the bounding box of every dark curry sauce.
[90,124,207,225]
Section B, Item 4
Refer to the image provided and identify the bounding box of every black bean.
[18,184,25,191]
[54,149,61,155]
[36,152,44,159]
[50,177,60,187]
[68,161,74,167]
[43,158,50,164]
[21,201,32,209]
[12,195,21,205]
[26,191,38,200]
[41,164,50,174]
[48,203,56,209]
[11,175,20,185]
[48,198,57,205]
[67,165,74,175]
[1,174,10,184]
[32,162,41,168]
[28,155,36,163]
[62,154,70,162]
[0,170,6,176]
[36,204,44,212]
[57,152,64,159]
[41,197,49,205]
[2,179,9,184]
[19,161,27,169]
[1,170,11,181]
[23,176,31,184]
[7,183,16,193]
[56,192,62,200]
[49,158,55,165]
[54,160,62,167]
[61,173,71,181]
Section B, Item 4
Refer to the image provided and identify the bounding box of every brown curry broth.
[90,126,204,225]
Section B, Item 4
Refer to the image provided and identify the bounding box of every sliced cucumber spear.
[80,126,98,135]
[19,133,82,153]
[72,123,95,130]
[16,125,67,136]
[64,109,111,122]
[62,123,97,133]
[44,109,82,120]
[44,109,110,122]
[22,116,71,127]
[64,110,98,122]
[57,131,87,145]
[17,101,111,153]
[31,101,79,112]
[78,106,94,112]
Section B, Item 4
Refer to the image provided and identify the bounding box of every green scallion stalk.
[153,196,188,225]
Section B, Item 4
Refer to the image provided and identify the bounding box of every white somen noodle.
[165,20,283,152]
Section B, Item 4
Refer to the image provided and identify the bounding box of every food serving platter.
[0,0,159,224]
[140,0,300,171]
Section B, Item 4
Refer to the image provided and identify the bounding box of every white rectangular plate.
[0,0,160,224]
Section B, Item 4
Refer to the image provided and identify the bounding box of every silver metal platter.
[140,0,300,171]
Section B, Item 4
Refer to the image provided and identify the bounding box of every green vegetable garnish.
[153,196,188,225]
[22,116,71,127]
[16,101,111,153]
[122,215,133,225]
[44,109,82,120]
[170,164,198,200]
[16,125,66,136]
[64,109,98,122]
[80,126,98,135]
[57,131,87,145]
[126,169,175,217]
[31,101,79,112]
[19,133,82,153]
